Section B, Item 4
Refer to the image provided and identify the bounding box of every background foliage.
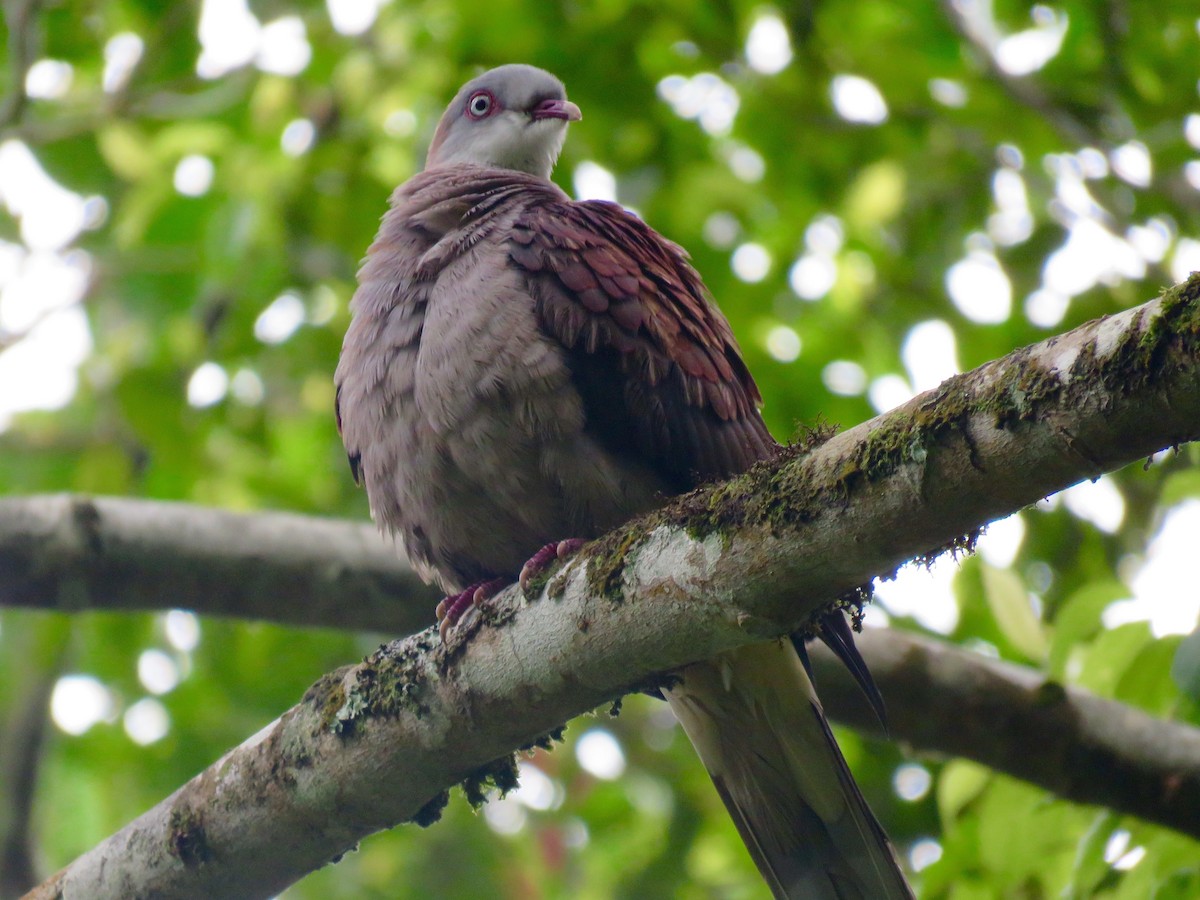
[2,0,1200,897]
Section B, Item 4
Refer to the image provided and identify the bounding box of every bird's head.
[426,64,581,179]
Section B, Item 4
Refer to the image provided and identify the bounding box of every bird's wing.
[507,191,909,897]
[508,197,776,488]
[508,195,888,716]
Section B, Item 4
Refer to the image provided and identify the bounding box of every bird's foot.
[518,539,585,590]
[434,539,585,644]
[436,578,507,642]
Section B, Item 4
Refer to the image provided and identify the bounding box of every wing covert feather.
[509,198,775,487]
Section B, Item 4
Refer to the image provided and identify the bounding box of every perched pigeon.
[335,64,912,899]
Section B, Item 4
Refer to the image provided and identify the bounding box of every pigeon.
[335,64,912,899]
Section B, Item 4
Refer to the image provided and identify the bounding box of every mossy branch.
[22,276,1200,899]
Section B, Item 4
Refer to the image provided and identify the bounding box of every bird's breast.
[345,233,666,589]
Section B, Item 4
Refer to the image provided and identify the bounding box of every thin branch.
[0,619,68,899]
[0,0,40,130]
[940,0,1095,147]
[810,631,1200,837]
[0,496,437,634]
[940,0,1200,215]
[24,279,1200,898]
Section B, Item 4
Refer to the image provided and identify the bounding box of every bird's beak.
[531,98,582,122]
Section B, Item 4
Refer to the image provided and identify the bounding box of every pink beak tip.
[533,99,582,122]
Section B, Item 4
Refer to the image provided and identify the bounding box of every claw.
[473,578,506,606]
[436,579,505,643]
[555,538,585,558]
[519,543,559,590]
[437,539,587,645]
[519,539,584,589]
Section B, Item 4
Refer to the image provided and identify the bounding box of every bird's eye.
[467,91,494,119]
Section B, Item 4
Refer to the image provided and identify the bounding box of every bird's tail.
[664,639,913,900]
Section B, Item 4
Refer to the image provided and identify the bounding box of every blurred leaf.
[844,159,907,229]
[1114,636,1182,716]
[1064,812,1119,900]
[981,563,1049,663]
[936,758,990,824]
[977,776,1086,892]
[1049,581,1131,678]
[1077,623,1155,698]
[1160,468,1200,507]
[1171,628,1200,702]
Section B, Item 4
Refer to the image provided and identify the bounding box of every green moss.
[913,531,981,569]
[989,350,1065,428]
[333,689,369,736]
[1105,273,1200,395]
[573,430,860,604]
[547,571,569,599]
[323,638,435,736]
[718,282,1194,532]
[582,525,649,602]
[304,667,352,735]
[834,583,874,629]
[1051,273,1200,411]
[790,417,840,450]
[520,566,555,599]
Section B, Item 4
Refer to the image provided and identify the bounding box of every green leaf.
[976,776,1085,891]
[936,759,991,824]
[843,159,907,229]
[1049,581,1132,678]
[1076,623,1156,698]
[1114,636,1182,715]
[1160,468,1200,506]
[1064,812,1118,900]
[981,563,1049,662]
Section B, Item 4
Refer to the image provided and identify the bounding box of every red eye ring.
[466,90,496,120]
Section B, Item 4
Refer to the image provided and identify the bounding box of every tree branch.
[940,0,1200,215]
[809,632,1200,838]
[0,618,68,899]
[4,492,1197,839]
[0,496,437,634]
[0,0,41,130]
[25,277,1200,898]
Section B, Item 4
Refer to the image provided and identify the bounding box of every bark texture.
[0,496,435,633]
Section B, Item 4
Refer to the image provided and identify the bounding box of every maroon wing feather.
[511,199,776,488]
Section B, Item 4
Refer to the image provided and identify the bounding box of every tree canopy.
[2,1,1199,897]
